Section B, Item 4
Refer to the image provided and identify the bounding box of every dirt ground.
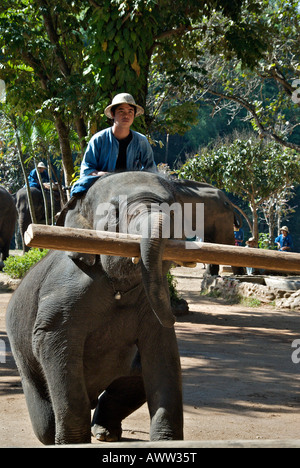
[1,264,300,447]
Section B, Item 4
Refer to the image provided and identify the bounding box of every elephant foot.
[91,423,122,442]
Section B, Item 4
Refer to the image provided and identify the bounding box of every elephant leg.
[139,328,183,441]
[34,330,91,444]
[91,376,146,442]
[7,319,55,444]
[8,343,55,445]
[232,266,245,275]
[21,372,55,445]
[206,264,219,275]
[1,245,9,262]
[18,212,30,253]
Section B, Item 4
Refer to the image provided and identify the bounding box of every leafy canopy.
[178,138,300,203]
[0,0,274,183]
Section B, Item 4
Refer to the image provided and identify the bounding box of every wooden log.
[25,223,300,273]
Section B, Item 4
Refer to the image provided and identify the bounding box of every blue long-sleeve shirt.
[71,127,157,195]
[27,168,49,189]
[275,233,293,251]
[81,127,156,176]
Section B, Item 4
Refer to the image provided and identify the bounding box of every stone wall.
[201,275,300,311]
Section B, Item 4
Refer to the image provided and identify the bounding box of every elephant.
[6,172,239,445]
[173,178,242,274]
[0,186,17,269]
[15,186,61,252]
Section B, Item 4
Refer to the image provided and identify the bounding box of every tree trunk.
[268,204,275,246]
[48,161,67,207]
[277,214,282,238]
[54,114,74,197]
[34,159,49,225]
[12,116,37,225]
[165,134,169,164]
[250,198,259,241]
[46,154,55,225]
[74,116,87,154]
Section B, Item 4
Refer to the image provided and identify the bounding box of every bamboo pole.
[25,223,300,273]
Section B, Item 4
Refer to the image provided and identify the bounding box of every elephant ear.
[61,196,97,266]
[55,196,78,226]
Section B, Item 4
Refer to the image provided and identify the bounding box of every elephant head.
[65,172,180,328]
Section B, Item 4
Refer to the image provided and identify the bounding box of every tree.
[0,118,24,193]
[164,0,300,152]
[178,137,300,241]
[260,186,297,246]
[0,0,92,187]
[0,0,269,185]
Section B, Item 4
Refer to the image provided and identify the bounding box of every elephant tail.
[234,210,243,229]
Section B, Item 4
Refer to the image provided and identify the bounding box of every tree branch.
[20,51,49,90]
[230,201,252,232]
[270,66,294,97]
[36,0,71,78]
[87,0,101,8]
[206,88,300,152]
[154,24,201,42]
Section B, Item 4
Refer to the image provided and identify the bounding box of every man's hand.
[89,171,107,176]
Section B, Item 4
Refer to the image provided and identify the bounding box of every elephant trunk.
[140,211,175,328]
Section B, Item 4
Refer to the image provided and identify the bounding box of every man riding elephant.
[27,162,50,190]
[70,93,157,197]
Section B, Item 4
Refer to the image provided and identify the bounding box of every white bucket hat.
[280,226,289,233]
[37,162,46,168]
[104,93,144,119]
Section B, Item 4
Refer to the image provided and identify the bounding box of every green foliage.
[3,249,49,279]
[258,232,278,250]
[178,138,300,203]
[154,0,300,153]
[239,296,262,308]
[0,1,88,115]
[178,136,300,239]
[0,0,270,130]
[167,271,181,303]
[0,0,295,185]
[258,232,271,250]
[0,112,23,192]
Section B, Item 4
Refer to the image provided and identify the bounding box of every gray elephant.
[15,186,61,252]
[0,186,17,269]
[174,178,239,244]
[174,179,241,274]
[6,172,239,445]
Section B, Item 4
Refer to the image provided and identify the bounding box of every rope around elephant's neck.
[104,272,142,301]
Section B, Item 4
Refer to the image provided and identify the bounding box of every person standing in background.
[275,226,293,252]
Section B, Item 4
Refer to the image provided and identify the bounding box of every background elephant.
[174,179,242,275]
[0,186,17,270]
[15,186,61,252]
